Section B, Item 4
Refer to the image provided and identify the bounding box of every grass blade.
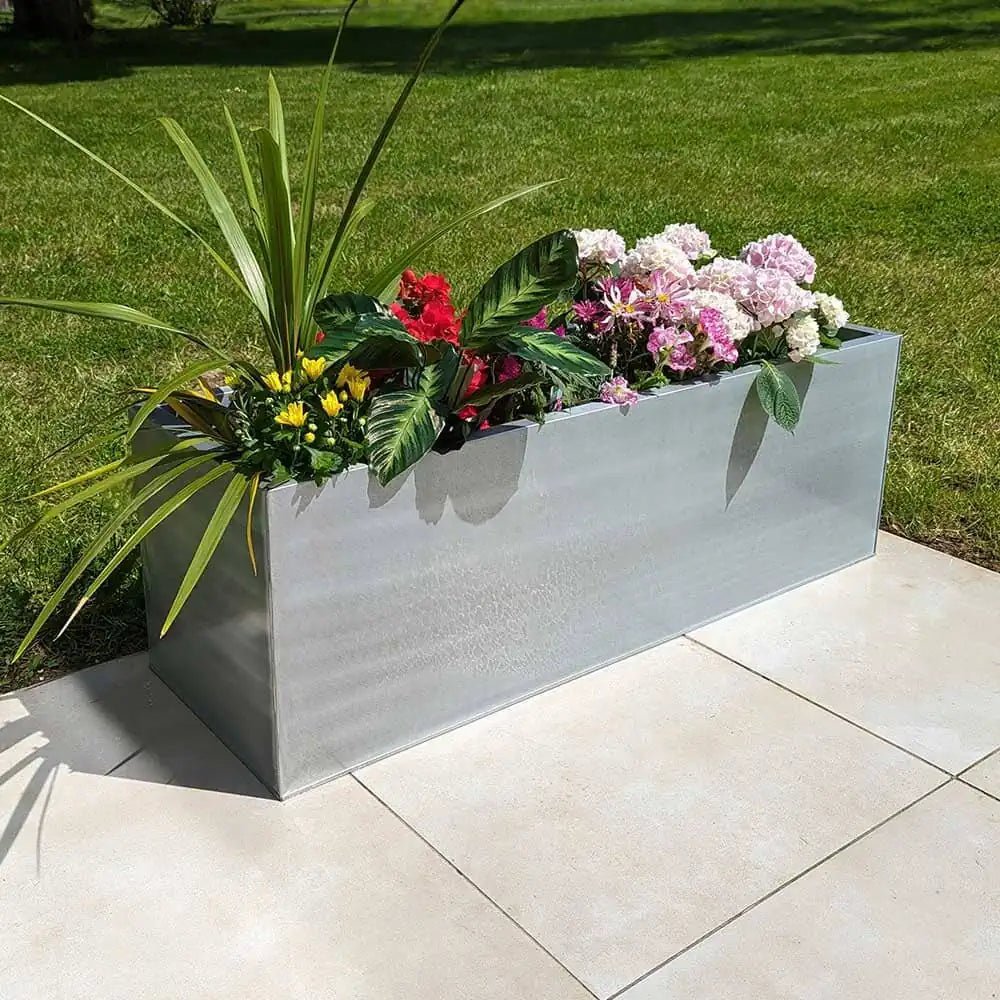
[159,470,250,636]
[316,0,467,304]
[54,462,235,645]
[159,117,273,330]
[0,94,250,301]
[12,454,218,661]
[362,180,562,301]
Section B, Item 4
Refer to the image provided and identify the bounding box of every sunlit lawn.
[1,0,998,688]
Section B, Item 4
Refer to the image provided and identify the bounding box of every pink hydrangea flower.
[599,376,640,406]
[695,257,757,305]
[659,222,715,261]
[741,233,816,284]
[666,344,698,373]
[697,307,727,340]
[647,324,693,358]
[746,268,814,327]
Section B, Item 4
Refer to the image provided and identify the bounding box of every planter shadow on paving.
[0,653,268,864]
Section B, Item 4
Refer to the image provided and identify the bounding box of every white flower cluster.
[813,292,849,334]
[621,236,695,282]
[574,228,627,267]
[780,313,821,362]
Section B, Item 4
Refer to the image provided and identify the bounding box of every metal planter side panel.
[264,330,900,796]
[137,415,278,793]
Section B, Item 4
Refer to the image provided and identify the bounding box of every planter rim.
[148,323,898,495]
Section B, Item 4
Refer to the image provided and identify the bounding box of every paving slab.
[691,531,1000,773]
[359,637,943,997]
[0,768,590,1000]
[962,750,1000,800]
[617,781,1000,1000]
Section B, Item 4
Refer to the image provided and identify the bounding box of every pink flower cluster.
[570,225,836,403]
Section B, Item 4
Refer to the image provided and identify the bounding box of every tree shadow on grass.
[0,1,997,86]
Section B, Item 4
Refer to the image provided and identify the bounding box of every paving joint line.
[349,773,601,1000]
[606,778,954,999]
[955,776,1000,804]
[685,636,951,776]
[955,745,1000,777]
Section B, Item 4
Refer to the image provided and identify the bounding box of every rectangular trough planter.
[138,324,900,799]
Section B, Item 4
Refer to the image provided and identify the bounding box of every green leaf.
[458,371,545,409]
[160,470,251,637]
[51,462,236,648]
[159,117,272,334]
[799,353,840,365]
[365,353,457,485]
[497,329,610,379]
[293,1,359,341]
[323,0,468,293]
[314,292,385,332]
[255,127,298,369]
[125,356,224,444]
[0,94,251,304]
[0,437,219,557]
[11,454,218,661]
[362,179,563,301]
[311,312,422,370]
[819,332,843,349]
[223,104,265,246]
[461,230,580,350]
[755,360,802,432]
[0,297,234,364]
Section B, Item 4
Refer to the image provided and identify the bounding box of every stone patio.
[1,532,998,999]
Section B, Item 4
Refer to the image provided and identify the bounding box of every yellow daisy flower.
[320,391,343,418]
[263,370,292,393]
[300,356,327,382]
[336,363,370,402]
[275,401,307,427]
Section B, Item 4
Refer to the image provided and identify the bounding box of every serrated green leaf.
[498,328,610,379]
[461,230,579,349]
[755,360,802,432]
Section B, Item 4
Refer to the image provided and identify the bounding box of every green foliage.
[755,361,802,432]
[498,328,610,379]
[150,0,217,28]
[461,230,580,350]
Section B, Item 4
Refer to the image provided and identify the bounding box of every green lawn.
[1,0,998,690]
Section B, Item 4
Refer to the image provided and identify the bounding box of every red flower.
[397,269,453,310]
[314,330,326,344]
[392,299,461,345]
[457,353,489,421]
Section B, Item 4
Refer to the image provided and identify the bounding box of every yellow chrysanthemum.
[275,401,307,427]
[336,363,370,402]
[320,391,343,418]
[301,356,327,382]
[263,370,292,393]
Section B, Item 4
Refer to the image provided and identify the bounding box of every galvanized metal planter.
[138,324,900,798]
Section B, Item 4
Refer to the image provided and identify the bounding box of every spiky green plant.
[0,0,595,660]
